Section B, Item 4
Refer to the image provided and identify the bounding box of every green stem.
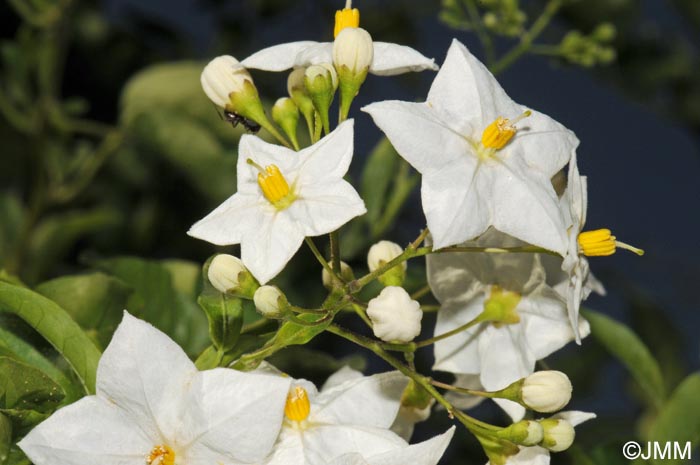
[430,379,497,398]
[330,231,341,280]
[463,0,496,65]
[491,0,564,75]
[327,323,499,435]
[410,284,432,300]
[305,237,342,283]
[415,313,486,348]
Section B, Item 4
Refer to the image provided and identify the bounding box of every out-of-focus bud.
[478,286,521,326]
[333,27,373,120]
[253,285,287,318]
[208,254,259,297]
[392,380,434,441]
[521,371,573,413]
[496,420,544,446]
[201,55,254,108]
[322,260,355,290]
[367,240,406,287]
[272,97,300,149]
[539,418,575,452]
[304,64,338,134]
[287,67,317,138]
[366,286,422,343]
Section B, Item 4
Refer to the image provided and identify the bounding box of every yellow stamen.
[578,228,645,257]
[285,386,311,422]
[146,445,175,465]
[247,159,296,209]
[334,1,360,38]
[480,110,531,150]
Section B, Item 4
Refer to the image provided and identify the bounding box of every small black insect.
[221,109,261,133]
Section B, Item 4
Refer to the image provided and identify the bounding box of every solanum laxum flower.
[18,312,291,465]
[240,1,437,77]
[188,120,365,284]
[364,40,577,253]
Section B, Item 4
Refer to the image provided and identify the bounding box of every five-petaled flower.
[188,120,366,284]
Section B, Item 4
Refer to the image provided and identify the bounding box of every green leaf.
[582,308,666,409]
[25,208,121,282]
[648,373,700,465]
[0,413,10,465]
[361,137,400,227]
[0,357,64,412]
[35,273,133,350]
[92,256,208,356]
[0,281,101,394]
[271,313,332,348]
[0,327,80,403]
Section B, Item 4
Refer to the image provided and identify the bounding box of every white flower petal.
[433,297,485,374]
[423,160,490,249]
[369,42,438,76]
[518,292,578,360]
[494,397,527,422]
[289,180,366,237]
[428,40,520,129]
[444,374,485,411]
[322,366,364,391]
[184,369,291,464]
[238,134,305,191]
[552,410,596,427]
[362,100,470,174]
[490,158,568,255]
[240,209,305,284]
[296,120,355,185]
[502,446,550,465]
[187,193,263,246]
[19,396,151,465]
[96,312,196,441]
[306,424,408,462]
[296,42,334,67]
[241,41,321,71]
[363,427,455,465]
[478,325,533,391]
[313,372,407,429]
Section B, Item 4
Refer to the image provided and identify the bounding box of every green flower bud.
[272,97,300,149]
[287,67,317,139]
[496,420,544,446]
[333,27,373,120]
[304,64,337,134]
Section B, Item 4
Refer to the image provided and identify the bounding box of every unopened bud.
[208,254,246,293]
[521,371,572,413]
[322,261,355,290]
[272,97,300,149]
[539,418,575,452]
[366,286,422,343]
[201,55,254,108]
[497,420,544,446]
[253,285,287,318]
[333,27,373,121]
[304,64,337,134]
[367,240,406,287]
[287,67,316,136]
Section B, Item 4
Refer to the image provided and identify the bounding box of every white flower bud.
[539,418,575,452]
[366,286,422,343]
[305,63,338,91]
[367,240,406,272]
[521,371,572,413]
[497,420,544,446]
[253,285,287,317]
[333,27,373,75]
[287,67,307,96]
[208,254,246,293]
[201,55,254,108]
[321,261,354,289]
[521,421,545,446]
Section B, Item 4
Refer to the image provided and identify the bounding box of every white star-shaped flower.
[241,36,437,77]
[260,367,454,465]
[18,312,291,465]
[551,153,606,342]
[428,229,589,420]
[495,411,596,465]
[188,120,366,284]
[363,39,578,253]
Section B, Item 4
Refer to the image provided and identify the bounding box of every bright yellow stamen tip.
[285,386,311,422]
[248,159,296,210]
[480,110,531,150]
[334,7,360,37]
[578,228,645,257]
[146,445,175,465]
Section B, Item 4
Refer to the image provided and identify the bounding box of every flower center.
[146,445,175,465]
[481,285,521,328]
[285,386,311,422]
[334,1,360,37]
[480,110,531,150]
[247,159,296,210]
[577,228,644,257]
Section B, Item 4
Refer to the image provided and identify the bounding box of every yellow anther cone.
[285,386,311,422]
[334,8,360,37]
